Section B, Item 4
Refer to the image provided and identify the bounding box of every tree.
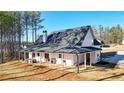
[29,11,44,43]
[110,25,123,44]
[116,24,123,44]
[0,11,44,63]
[99,25,104,40]
[23,11,30,45]
[104,27,111,44]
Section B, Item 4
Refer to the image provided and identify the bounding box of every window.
[37,53,40,56]
[59,54,62,58]
[32,53,35,57]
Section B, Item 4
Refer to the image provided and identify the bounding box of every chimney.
[87,25,91,28]
[86,25,91,31]
[43,30,47,43]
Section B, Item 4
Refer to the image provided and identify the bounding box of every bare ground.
[1,60,124,81]
[0,61,84,81]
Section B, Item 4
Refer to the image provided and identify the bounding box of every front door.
[86,53,90,65]
[45,53,49,62]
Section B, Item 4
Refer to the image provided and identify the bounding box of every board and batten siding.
[82,29,94,47]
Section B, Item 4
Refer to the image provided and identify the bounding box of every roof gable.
[81,27,95,46]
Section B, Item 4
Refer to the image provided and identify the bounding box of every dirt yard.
[0,60,84,81]
[1,60,124,81]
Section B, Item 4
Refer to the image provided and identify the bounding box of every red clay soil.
[0,61,87,81]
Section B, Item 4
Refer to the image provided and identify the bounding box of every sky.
[27,11,124,41]
[41,11,124,34]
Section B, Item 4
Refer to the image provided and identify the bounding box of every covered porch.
[18,46,101,73]
[18,50,51,64]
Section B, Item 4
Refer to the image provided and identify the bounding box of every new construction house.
[19,25,102,68]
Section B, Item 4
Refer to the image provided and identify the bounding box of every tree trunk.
[0,26,3,63]
[34,21,37,41]
[32,22,34,43]
[26,25,28,45]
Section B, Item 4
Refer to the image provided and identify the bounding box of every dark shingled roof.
[20,45,101,54]
[94,39,102,45]
[81,46,102,51]
[22,25,101,53]
[34,26,91,47]
[34,35,43,44]
[53,46,101,54]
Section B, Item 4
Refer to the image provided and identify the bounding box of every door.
[86,53,90,65]
[45,53,49,62]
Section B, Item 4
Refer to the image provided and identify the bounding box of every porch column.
[84,53,86,69]
[62,53,65,69]
[30,52,33,63]
[35,52,37,62]
[49,53,51,68]
[90,52,92,67]
[76,53,79,73]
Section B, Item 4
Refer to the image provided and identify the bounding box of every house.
[19,25,101,68]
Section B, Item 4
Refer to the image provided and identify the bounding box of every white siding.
[28,51,100,65]
[29,52,32,59]
[64,54,74,66]
[50,53,62,64]
[50,53,75,66]
[29,52,44,62]
[93,51,101,64]
[78,54,84,64]
[90,52,96,64]
[73,54,85,64]
[82,30,94,47]
[35,52,41,62]
[89,51,101,64]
